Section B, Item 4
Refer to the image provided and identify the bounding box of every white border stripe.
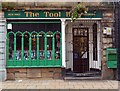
[6,18,102,20]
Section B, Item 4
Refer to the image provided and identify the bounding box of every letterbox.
[106,48,117,68]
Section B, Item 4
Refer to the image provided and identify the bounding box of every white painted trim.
[90,21,101,70]
[6,18,102,20]
[89,26,92,70]
[61,19,66,68]
[0,69,6,71]
[97,21,102,70]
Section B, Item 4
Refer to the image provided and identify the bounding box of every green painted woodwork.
[106,48,117,68]
[6,31,62,68]
[4,10,103,18]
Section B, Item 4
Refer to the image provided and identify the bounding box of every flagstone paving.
[0,79,119,90]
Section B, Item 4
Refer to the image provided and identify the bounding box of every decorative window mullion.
[44,34,47,66]
[14,34,16,66]
[37,34,39,61]
[60,34,62,65]
[29,34,32,65]
[52,35,55,65]
[21,34,24,65]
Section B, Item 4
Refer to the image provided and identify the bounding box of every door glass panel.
[73,28,89,72]
[8,34,14,60]
[31,33,37,60]
[47,33,53,60]
[16,33,22,60]
[73,28,88,59]
[39,34,44,60]
[24,33,29,60]
[55,33,60,59]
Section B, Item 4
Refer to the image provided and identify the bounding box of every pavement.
[0,79,119,90]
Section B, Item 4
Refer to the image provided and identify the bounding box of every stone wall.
[0,12,7,81]
[7,68,62,80]
[101,10,116,80]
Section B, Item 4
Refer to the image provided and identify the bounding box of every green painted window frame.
[6,22,62,68]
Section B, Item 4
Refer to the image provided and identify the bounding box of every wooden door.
[73,28,89,73]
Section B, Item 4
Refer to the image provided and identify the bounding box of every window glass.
[8,33,14,60]
[16,33,22,60]
[31,33,37,60]
[47,33,53,60]
[55,33,60,59]
[24,33,29,60]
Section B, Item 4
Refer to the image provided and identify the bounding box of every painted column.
[97,21,101,70]
[61,19,66,67]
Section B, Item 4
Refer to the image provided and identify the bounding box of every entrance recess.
[73,28,89,73]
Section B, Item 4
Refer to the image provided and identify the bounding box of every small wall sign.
[7,23,12,29]
[103,27,112,35]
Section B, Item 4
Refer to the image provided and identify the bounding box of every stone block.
[7,68,27,73]
[41,68,55,73]
[42,72,54,78]
[7,68,16,73]
[27,68,42,78]
[103,38,112,44]
[102,64,115,80]
[54,68,61,73]
[53,72,62,79]
[15,73,27,78]
[103,50,106,56]
[7,73,15,80]
[103,44,113,49]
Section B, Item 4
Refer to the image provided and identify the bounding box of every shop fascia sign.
[4,10,102,18]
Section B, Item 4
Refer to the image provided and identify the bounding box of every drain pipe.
[115,2,120,81]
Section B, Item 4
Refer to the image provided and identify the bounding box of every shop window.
[47,32,53,60]
[7,20,62,67]
[31,33,37,60]
[8,33,14,60]
[24,33,30,60]
[55,33,60,59]
[16,33,22,60]
[39,33,45,60]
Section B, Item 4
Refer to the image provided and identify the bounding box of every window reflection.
[55,33,60,59]
[16,33,22,60]
[9,33,14,60]
[24,33,29,60]
[31,33,37,60]
[47,33,53,60]
[39,34,44,60]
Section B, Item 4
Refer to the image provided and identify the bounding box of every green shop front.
[4,10,103,79]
